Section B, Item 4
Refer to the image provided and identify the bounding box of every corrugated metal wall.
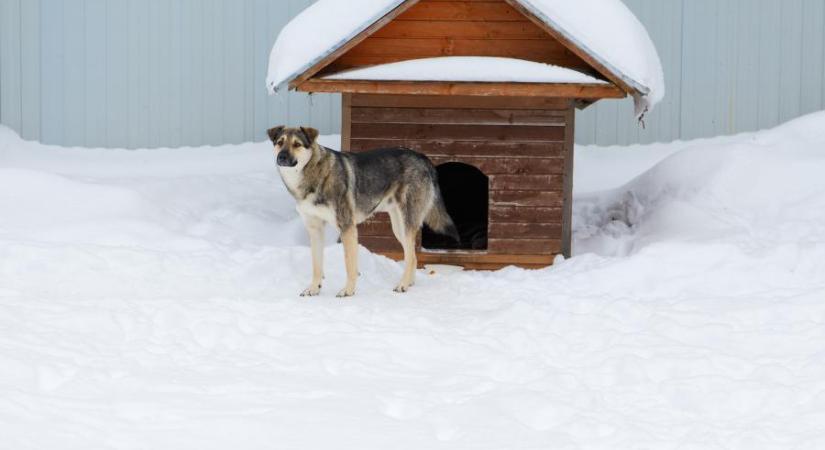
[1,0,824,148]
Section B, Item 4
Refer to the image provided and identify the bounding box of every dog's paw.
[300,285,322,297]
[336,287,355,298]
[393,284,410,294]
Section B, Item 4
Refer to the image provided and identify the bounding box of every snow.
[266,0,665,114]
[2,111,825,448]
[266,0,405,93]
[322,56,608,84]
[518,0,665,115]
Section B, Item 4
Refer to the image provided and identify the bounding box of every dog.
[268,126,459,297]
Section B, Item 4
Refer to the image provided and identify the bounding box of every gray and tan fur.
[269,126,459,297]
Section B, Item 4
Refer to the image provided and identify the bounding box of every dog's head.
[267,126,320,169]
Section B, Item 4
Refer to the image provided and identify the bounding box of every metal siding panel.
[62,0,86,146]
[105,0,128,147]
[329,93,342,136]
[0,0,22,132]
[222,0,246,144]
[168,0,183,148]
[264,0,290,134]
[594,99,619,146]
[732,0,761,135]
[253,0,272,141]
[643,0,683,144]
[147,0,165,148]
[40,0,64,144]
[779,0,804,123]
[757,0,782,130]
[85,0,107,147]
[574,103,597,146]
[20,0,41,140]
[680,0,716,140]
[713,0,737,137]
[127,0,150,148]
[800,0,825,114]
[244,0,256,141]
[286,0,312,127]
[181,0,206,146]
[203,0,223,145]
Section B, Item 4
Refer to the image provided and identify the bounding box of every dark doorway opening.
[422,162,489,251]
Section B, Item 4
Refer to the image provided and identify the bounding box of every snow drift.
[1,112,825,449]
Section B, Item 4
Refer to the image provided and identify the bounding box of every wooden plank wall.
[347,94,571,268]
[323,0,592,76]
[1,0,824,148]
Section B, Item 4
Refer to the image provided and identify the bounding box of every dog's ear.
[300,127,319,145]
[267,126,285,143]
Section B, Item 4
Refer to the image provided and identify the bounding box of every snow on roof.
[266,0,406,94]
[266,0,665,114]
[322,57,609,85]
[517,0,665,115]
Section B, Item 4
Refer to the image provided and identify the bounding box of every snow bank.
[323,56,608,84]
[2,113,825,448]
[267,0,665,114]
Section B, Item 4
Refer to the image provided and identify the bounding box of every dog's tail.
[425,185,461,243]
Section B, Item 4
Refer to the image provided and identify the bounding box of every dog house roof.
[266,0,665,116]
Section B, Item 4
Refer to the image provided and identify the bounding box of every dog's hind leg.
[337,225,359,298]
[389,206,417,293]
[301,216,325,297]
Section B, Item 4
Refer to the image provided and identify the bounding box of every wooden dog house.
[268,0,662,270]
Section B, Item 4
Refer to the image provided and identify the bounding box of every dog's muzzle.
[277,151,297,167]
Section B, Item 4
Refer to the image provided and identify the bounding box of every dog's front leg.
[337,225,358,298]
[301,216,325,297]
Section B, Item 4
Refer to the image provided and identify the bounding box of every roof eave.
[504,0,649,99]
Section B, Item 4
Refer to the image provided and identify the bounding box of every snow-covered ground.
[1,113,825,449]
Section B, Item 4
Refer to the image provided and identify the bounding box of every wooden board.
[346,93,573,268]
[350,94,571,110]
[300,79,624,99]
[321,0,598,77]
[382,251,557,270]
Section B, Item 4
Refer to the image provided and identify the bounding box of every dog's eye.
[292,142,302,149]
[277,139,285,147]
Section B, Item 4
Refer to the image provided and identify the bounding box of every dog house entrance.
[422,162,489,251]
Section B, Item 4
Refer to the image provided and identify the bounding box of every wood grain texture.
[316,0,601,77]
[351,107,568,126]
[350,139,567,157]
[490,206,563,222]
[351,122,566,142]
[382,251,557,270]
[351,94,571,109]
[299,79,624,99]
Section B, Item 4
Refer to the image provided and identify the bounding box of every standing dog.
[269,126,459,297]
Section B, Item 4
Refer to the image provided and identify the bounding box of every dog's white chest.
[296,197,337,226]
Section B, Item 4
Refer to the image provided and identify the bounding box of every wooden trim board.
[299,79,625,98]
